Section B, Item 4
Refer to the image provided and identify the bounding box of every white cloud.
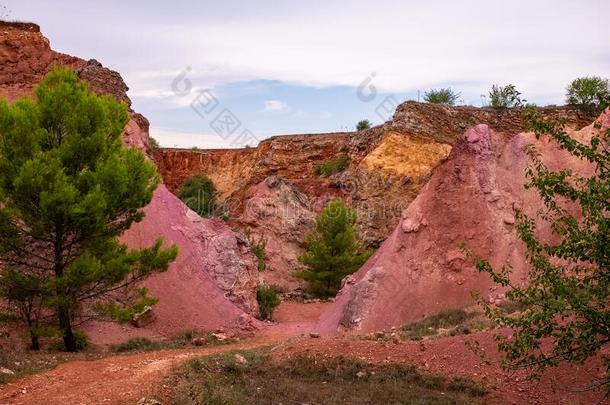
[263,100,290,113]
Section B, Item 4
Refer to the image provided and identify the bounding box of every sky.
[2,0,609,148]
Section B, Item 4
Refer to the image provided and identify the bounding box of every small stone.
[0,367,15,375]
[356,371,367,378]
[234,354,248,365]
[309,332,321,338]
[211,333,227,341]
[191,337,206,346]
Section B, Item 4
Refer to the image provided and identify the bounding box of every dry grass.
[167,349,489,404]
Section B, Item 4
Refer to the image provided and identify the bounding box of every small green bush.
[178,174,218,217]
[113,337,156,352]
[566,76,609,108]
[314,155,349,177]
[149,137,160,151]
[250,238,267,272]
[356,120,372,131]
[423,88,460,105]
[256,285,281,321]
[488,84,524,108]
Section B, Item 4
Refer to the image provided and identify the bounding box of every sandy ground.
[0,301,607,404]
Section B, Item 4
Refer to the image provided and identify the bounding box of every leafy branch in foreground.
[469,102,610,390]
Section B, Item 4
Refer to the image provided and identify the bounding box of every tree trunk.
[58,307,76,352]
[29,330,40,351]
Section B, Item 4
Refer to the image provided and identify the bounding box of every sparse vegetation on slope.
[313,155,349,177]
[169,350,489,404]
[356,119,372,131]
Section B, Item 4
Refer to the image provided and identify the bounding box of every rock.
[211,333,227,341]
[136,398,161,405]
[356,371,367,378]
[309,332,321,338]
[191,337,206,346]
[131,306,155,328]
[234,354,248,365]
[0,367,15,375]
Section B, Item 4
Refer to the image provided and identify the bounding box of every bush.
[178,174,218,216]
[402,309,476,340]
[314,155,349,177]
[423,88,460,105]
[246,233,267,272]
[149,137,160,151]
[356,119,372,131]
[488,84,524,108]
[565,76,609,108]
[295,200,372,297]
[256,285,281,320]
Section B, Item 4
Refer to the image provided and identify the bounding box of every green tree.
[488,84,525,108]
[296,200,371,297]
[566,76,609,109]
[470,102,610,388]
[178,174,218,217]
[356,119,372,131]
[423,88,460,105]
[0,68,178,351]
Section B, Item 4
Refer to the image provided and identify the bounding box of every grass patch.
[403,309,479,340]
[111,330,231,353]
[314,155,349,177]
[168,350,488,404]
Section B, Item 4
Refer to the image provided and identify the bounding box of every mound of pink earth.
[319,112,608,334]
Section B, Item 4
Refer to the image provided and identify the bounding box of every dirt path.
[0,301,328,405]
[1,302,606,404]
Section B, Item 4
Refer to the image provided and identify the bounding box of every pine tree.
[296,200,371,297]
[0,68,178,351]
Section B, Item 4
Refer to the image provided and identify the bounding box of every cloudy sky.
[3,0,609,147]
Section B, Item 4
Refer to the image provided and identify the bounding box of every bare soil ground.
[0,301,606,404]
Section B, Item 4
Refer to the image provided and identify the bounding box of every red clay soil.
[273,332,608,404]
[1,303,605,404]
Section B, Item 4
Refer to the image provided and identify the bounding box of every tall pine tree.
[0,68,177,351]
[296,200,371,297]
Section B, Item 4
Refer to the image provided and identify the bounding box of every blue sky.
[3,0,609,147]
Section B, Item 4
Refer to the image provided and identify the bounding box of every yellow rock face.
[360,131,452,181]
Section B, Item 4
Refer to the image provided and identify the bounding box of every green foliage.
[488,84,525,108]
[471,102,610,387]
[113,337,156,352]
[566,76,609,109]
[0,68,178,352]
[148,137,160,151]
[423,88,460,105]
[356,119,372,131]
[178,174,218,217]
[256,285,281,320]
[295,200,371,297]
[314,155,349,177]
[249,235,267,272]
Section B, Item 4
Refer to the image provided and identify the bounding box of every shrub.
[356,119,372,131]
[256,285,281,320]
[149,137,160,151]
[565,76,609,108]
[402,309,476,340]
[488,84,524,108]
[250,237,267,272]
[295,200,371,297]
[423,88,460,105]
[314,155,349,177]
[113,337,156,352]
[178,174,218,217]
